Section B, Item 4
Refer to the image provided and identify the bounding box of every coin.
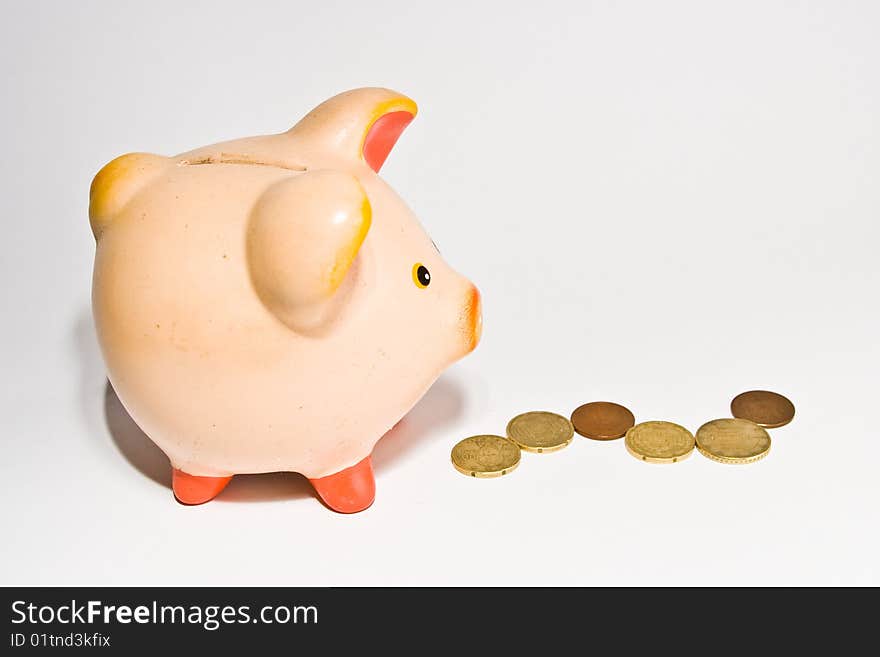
[624,421,695,463]
[696,418,771,464]
[571,401,635,440]
[730,390,795,428]
[506,411,574,453]
[451,435,521,478]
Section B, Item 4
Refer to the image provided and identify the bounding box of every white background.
[1,0,878,585]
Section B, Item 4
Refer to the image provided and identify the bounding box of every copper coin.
[730,390,795,428]
[571,401,635,440]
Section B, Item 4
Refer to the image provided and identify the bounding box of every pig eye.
[412,263,431,288]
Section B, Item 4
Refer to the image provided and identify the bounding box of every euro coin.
[625,421,694,464]
[730,390,795,428]
[451,435,521,478]
[696,418,771,464]
[571,401,635,440]
[506,411,574,453]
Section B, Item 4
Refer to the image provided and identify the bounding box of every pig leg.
[309,456,375,514]
[172,468,233,505]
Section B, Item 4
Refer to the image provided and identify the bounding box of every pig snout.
[463,285,482,353]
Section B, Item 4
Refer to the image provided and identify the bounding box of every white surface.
[1,0,878,586]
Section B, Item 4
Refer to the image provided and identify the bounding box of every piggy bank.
[89,88,482,513]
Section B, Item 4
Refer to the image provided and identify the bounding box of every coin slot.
[501,469,507,475]
[178,154,307,172]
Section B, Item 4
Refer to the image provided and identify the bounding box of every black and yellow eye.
[412,263,431,288]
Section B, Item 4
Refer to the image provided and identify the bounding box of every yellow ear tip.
[398,96,418,118]
[372,96,418,123]
[327,191,372,292]
[89,152,167,239]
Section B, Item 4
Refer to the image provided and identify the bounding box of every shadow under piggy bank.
[104,375,465,505]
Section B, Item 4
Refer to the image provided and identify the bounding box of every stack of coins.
[450,390,795,476]
[450,411,574,478]
[450,434,521,478]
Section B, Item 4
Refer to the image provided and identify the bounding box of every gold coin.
[624,421,695,464]
[730,390,795,428]
[696,418,771,464]
[506,411,574,453]
[451,435,521,478]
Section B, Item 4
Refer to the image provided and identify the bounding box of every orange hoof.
[309,456,375,514]
[172,468,233,505]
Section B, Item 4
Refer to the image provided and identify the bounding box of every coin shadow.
[373,376,466,473]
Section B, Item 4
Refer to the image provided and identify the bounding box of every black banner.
[4,589,331,651]
[0,587,864,650]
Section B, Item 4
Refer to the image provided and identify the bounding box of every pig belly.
[103,339,416,479]
[94,260,415,479]
[95,276,434,479]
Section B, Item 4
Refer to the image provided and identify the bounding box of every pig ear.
[287,88,417,172]
[247,170,371,333]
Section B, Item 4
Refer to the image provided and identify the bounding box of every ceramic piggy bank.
[89,88,482,513]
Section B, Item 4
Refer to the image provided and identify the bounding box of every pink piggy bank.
[89,88,482,513]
